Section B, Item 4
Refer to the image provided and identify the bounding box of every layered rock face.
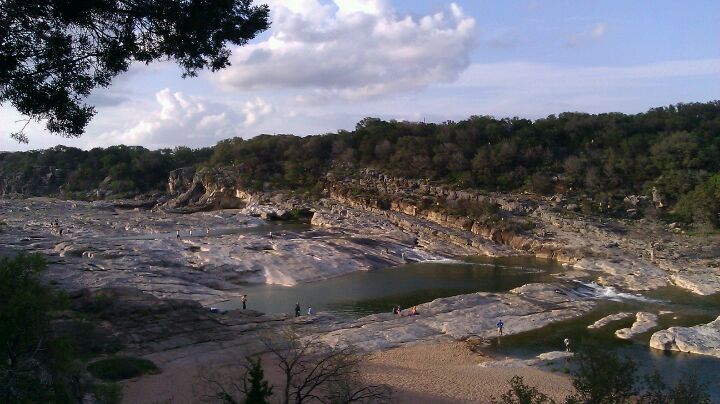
[163,167,259,212]
[324,169,560,260]
[0,164,65,196]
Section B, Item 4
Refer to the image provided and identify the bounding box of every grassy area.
[91,383,123,404]
[87,356,160,381]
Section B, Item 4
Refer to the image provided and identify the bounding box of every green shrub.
[91,383,123,404]
[672,173,720,228]
[88,356,160,381]
[492,376,555,404]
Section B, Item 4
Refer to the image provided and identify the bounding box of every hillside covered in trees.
[2,101,719,227]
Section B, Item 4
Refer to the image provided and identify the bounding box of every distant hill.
[2,101,719,228]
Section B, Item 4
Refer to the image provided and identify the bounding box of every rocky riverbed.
[0,197,492,305]
[2,189,720,402]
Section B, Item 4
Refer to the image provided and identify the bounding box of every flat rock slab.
[312,283,596,351]
[479,351,573,368]
[650,316,720,358]
[615,312,658,339]
[671,272,720,296]
[588,312,633,329]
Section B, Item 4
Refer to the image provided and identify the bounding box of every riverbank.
[361,341,573,403]
[120,340,574,404]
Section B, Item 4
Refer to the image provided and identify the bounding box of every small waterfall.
[571,280,660,303]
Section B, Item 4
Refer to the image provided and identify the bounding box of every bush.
[0,253,77,403]
[88,356,160,381]
[492,376,555,404]
[641,371,711,404]
[672,173,720,227]
[566,344,637,403]
[91,383,123,404]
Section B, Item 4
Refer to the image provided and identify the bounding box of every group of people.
[391,305,419,316]
[496,319,572,352]
[294,302,314,317]
[175,228,212,239]
[50,219,63,236]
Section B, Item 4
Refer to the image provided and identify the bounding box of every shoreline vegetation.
[2,101,720,230]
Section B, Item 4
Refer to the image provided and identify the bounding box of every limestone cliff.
[323,169,581,263]
[162,167,258,212]
[0,165,66,196]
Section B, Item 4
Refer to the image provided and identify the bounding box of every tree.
[492,376,555,404]
[0,253,76,403]
[566,345,637,404]
[640,371,712,404]
[1,0,270,141]
[263,329,391,404]
[205,328,391,404]
[245,357,273,404]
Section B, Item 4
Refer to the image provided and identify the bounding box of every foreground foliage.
[1,0,269,140]
[0,254,75,402]
[495,344,712,404]
[203,328,391,404]
[87,356,160,381]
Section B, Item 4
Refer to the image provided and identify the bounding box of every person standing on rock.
[176,229,180,239]
[295,302,301,317]
[241,294,247,310]
[564,338,570,352]
[189,230,193,237]
[497,320,504,336]
[649,242,656,262]
[269,231,273,240]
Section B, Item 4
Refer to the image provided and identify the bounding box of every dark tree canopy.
[2,102,720,228]
[0,0,270,141]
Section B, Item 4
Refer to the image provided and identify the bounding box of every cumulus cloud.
[212,1,476,101]
[89,89,273,148]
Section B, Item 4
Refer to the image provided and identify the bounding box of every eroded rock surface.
[0,198,489,304]
[650,316,720,358]
[588,312,633,329]
[615,312,659,339]
[309,283,595,351]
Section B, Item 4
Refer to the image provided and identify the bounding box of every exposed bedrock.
[614,312,659,339]
[322,169,720,295]
[309,283,596,351]
[650,316,720,358]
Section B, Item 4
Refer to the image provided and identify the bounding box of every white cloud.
[87,89,273,149]
[566,22,607,47]
[212,1,476,101]
[590,22,607,39]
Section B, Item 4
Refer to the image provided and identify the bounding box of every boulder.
[615,312,658,339]
[588,312,633,329]
[649,316,720,358]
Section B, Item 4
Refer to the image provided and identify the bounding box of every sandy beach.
[361,341,574,403]
[121,340,574,403]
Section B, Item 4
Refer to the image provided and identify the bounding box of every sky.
[2,0,720,151]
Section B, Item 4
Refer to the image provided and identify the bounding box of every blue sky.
[2,0,719,151]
